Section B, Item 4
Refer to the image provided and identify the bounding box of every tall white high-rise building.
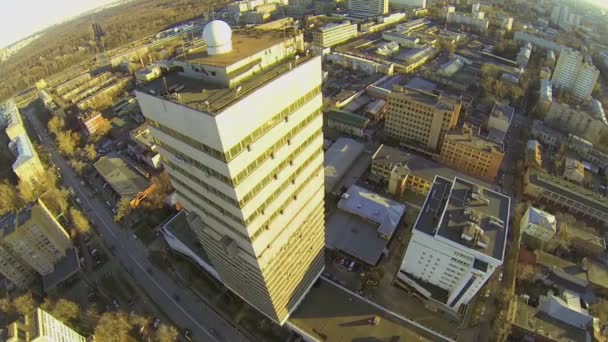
[135,20,325,324]
[389,0,426,10]
[349,0,389,18]
[552,48,599,101]
[395,176,510,313]
[573,62,600,100]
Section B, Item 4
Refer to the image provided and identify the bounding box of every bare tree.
[49,298,81,322]
[143,172,173,209]
[69,158,87,176]
[95,312,131,341]
[17,180,37,204]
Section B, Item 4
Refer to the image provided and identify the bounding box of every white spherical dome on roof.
[203,20,232,55]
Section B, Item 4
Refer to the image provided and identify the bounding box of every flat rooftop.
[326,210,386,265]
[339,185,406,239]
[394,87,459,111]
[137,53,314,114]
[43,247,81,291]
[512,299,588,342]
[94,154,150,199]
[372,144,495,188]
[527,169,608,214]
[288,279,435,342]
[415,177,510,261]
[0,202,34,237]
[445,128,504,153]
[162,211,212,266]
[324,138,365,194]
[175,30,292,68]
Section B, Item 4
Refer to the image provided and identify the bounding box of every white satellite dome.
[203,20,233,55]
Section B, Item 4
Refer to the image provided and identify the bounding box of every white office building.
[396,176,510,313]
[520,206,557,242]
[348,0,388,18]
[135,20,325,324]
[312,21,358,48]
[389,0,426,10]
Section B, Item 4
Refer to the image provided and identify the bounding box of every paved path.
[24,109,248,342]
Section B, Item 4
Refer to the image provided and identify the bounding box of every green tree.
[156,323,179,341]
[47,116,65,137]
[0,180,23,215]
[56,131,81,157]
[69,208,92,235]
[114,198,132,222]
[12,291,36,316]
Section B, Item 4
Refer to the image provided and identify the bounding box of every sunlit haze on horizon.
[0,0,117,48]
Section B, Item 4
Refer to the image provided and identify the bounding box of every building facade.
[520,206,556,242]
[545,101,607,144]
[524,169,608,225]
[136,20,325,324]
[348,0,388,18]
[6,308,86,342]
[77,110,107,136]
[312,21,358,48]
[396,176,510,313]
[385,87,461,152]
[0,200,73,288]
[439,126,504,182]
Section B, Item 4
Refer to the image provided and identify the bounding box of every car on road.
[112,298,119,309]
[498,272,503,282]
[152,317,161,330]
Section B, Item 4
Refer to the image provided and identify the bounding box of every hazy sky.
[0,0,117,48]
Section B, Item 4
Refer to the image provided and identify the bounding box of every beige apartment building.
[439,126,504,182]
[385,87,461,152]
[136,20,325,324]
[0,199,73,288]
[312,21,358,48]
[6,308,86,342]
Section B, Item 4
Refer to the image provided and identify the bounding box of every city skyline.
[0,0,118,49]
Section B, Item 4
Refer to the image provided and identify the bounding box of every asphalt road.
[24,109,248,342]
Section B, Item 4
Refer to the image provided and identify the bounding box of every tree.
[42,188,70,216]
[0,180,23,215]
[84,144,98,161]
[589,299,608,323]
[95,312,131,341]
[56,131,80,157]
[114,198,133,222]
[143,172,173,209]
[516,264,536,282]
[156,323,179,342]
[12,291,36,316]
[69,158,87,175]
[47,116,65,137]
[91,119,112,141]
[70,208,92,235]
[52,299,80,322]
[17,180,37,204]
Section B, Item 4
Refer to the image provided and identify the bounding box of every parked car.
[183,328,192,341]
[152,318,161,330]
